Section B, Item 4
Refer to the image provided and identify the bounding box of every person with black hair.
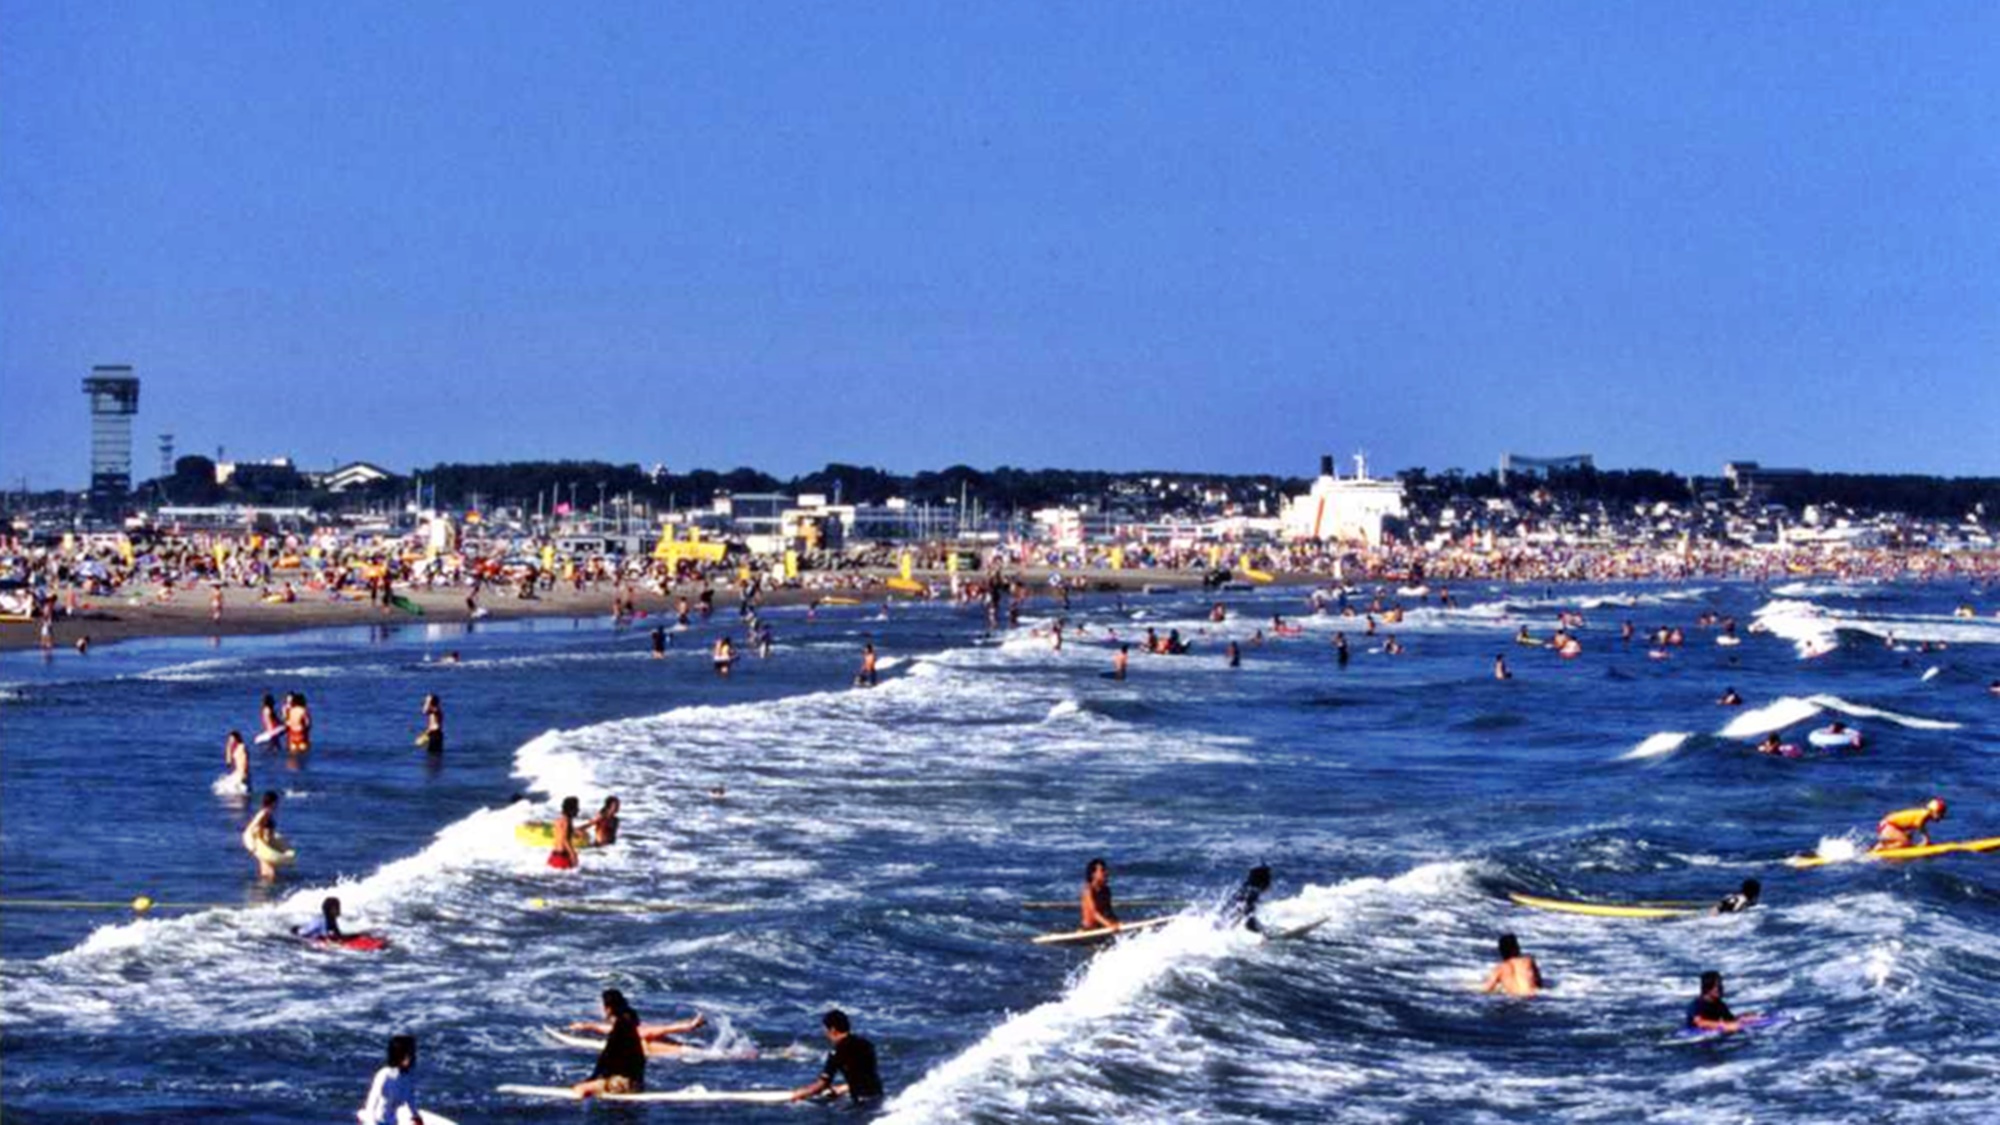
[791,1009,882,1103]
[1714,879,1761,914]
[1687,970,1757,1033]
[1080,858,1119,932]
[1480,934,1543,997]
[573,989,646,1098]
[1227,866,1271,933]
[357,1034,425,1125]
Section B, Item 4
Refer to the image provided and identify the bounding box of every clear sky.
[4,1,1996,489]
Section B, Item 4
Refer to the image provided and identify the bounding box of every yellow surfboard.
[1785,836,2000,869]
[1506,892,1700,919]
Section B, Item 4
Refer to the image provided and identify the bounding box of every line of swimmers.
[355,1002,883,1123]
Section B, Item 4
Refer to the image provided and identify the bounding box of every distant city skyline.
[5,3,1996,488]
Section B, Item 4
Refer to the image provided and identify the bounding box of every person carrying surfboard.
[1080,858,1120,932]
[356,1034,426,1125]
[242,790,291,881]
[1876,798,1946,850]
[1480,934,1543,997]
[790,1009,883,1104]
[572,989,646,1098]
[1685,970,1758,1033]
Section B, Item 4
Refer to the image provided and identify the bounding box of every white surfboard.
[542,1026,609,1050]
[1030,916,1172,946]
[253,727,282,745]
[497,1083,794,1104]
[1266,915,1330,940]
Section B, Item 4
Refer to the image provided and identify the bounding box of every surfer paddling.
[790,1009,883,1104]
[1480,934,1543,997]
[572,989,646,1098]
[1685,970,1759,1034]
[356,1034,426,1125]
[1081,857,1120,932]
[568,998,706,1055]
[1876,798,1947,850]
[295,896,345,941]
[1713,879,1761,914]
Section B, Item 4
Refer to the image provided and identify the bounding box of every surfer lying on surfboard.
[568,1007,707,1054]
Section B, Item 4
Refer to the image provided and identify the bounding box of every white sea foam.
[1622,732,1691,760]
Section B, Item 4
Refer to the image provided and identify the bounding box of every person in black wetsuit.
[791,1009,882,1103]
[1713,879,1760,914]
[1226,866,1271,932]
[572,989,645,1098]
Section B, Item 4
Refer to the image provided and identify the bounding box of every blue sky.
[4,2,1996,488]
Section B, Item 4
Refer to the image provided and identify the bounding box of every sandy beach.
[0,567,1220,652]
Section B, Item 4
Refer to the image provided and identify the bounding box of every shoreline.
[0,568,1227,653]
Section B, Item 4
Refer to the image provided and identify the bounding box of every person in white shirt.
[357,1034,424,1125]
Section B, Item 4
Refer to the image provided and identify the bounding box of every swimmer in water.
[1493,654,1512,680]
[712,636,735,676]
[855,641,877,688]
[222,730,251,789]
[1686,970,1758,1033]
[1112,644,1129,681]
[588,796,620,846]
[1080,857,1119,932]
[1481,933,1543,997]
[283,692,312,753]
[1717,687,1743,707]
[1713,878,1761,914]
[242,790,287,881]
[549,796,582,870]
[417,694,443,754]
[1876,798,1946,850]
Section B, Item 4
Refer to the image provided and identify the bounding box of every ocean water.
[2,581,1997,1123]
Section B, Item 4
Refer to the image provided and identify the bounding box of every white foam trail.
[1718,697,1825,740]
[1806,694,1960,731]
[1622,732,1691,760]
[1753,599,1840,659]
[1713,694,1958,740]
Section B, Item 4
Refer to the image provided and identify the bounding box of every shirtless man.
[855,641,878,688]
[1480,933,1543,997]
[1080,857,1119,932]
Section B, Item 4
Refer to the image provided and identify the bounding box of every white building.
[1279,454,1406,546]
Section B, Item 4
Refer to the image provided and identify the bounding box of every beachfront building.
[315,461,395,493]
[1279,454,1406,546]
[82,365,140,522]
